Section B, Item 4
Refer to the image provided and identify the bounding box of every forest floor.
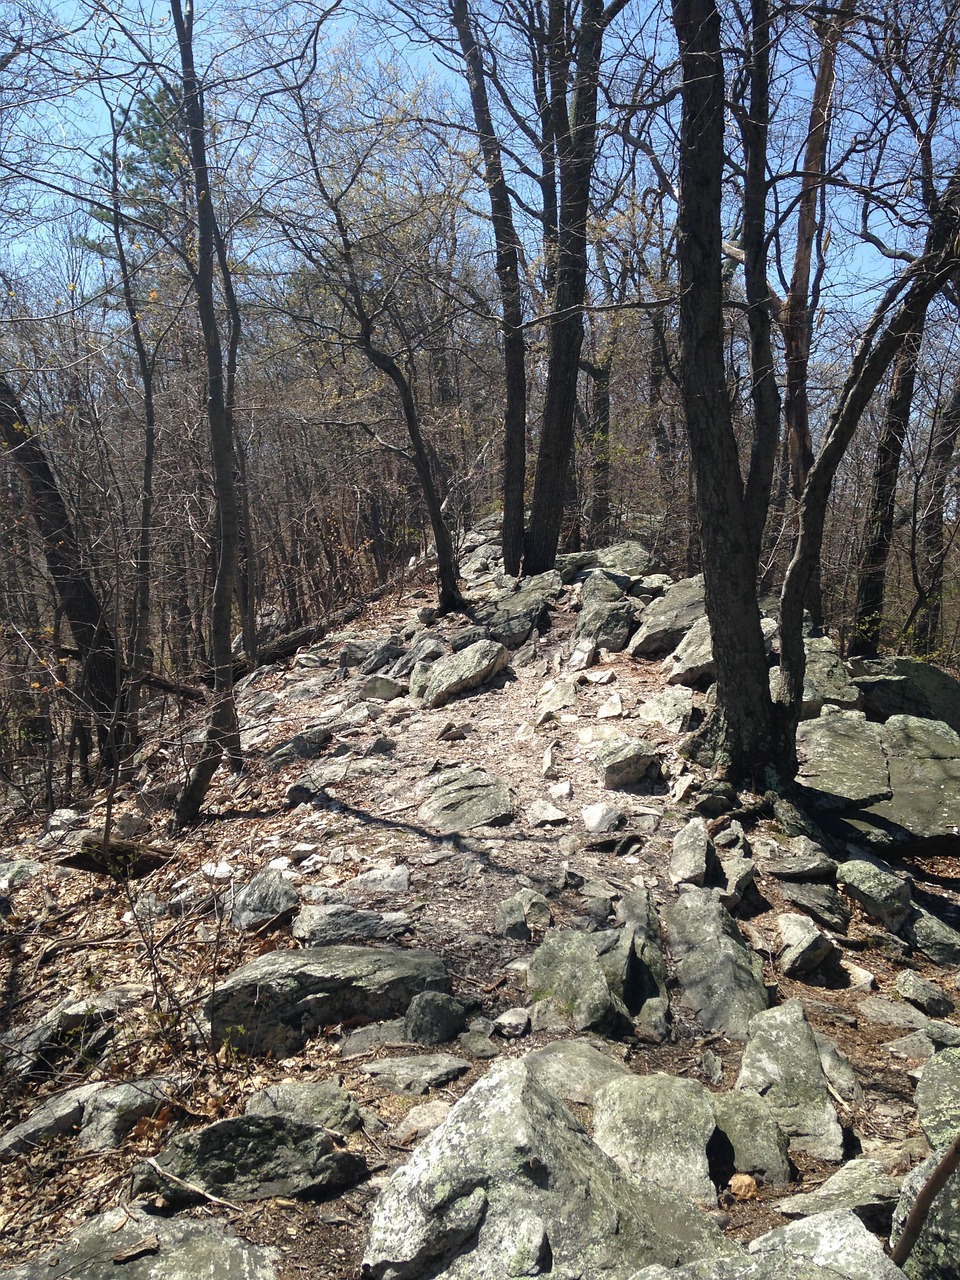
[0,570,955,1276]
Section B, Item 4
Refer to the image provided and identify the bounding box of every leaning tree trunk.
[0,377,122,764]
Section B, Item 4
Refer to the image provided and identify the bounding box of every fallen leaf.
[728,1173,759,1201]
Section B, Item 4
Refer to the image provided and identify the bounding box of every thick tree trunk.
[0,377,121,762]
[849,320,924,657]
[672,0,789,782]
[910,368,960,653]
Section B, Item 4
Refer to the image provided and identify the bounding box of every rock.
[575,600,640,652]
[799,636,862,718]
[665,614,773,688]
[774,1159,902,1232]
[582,802,624,834]
[629,1258,823,1280]
[628,575,705,657]
[245,1079,362,1134]
[391,1099,453,1146]
[458,1031,499,1060]
[670,817,715,888]
[778,880,851,932]
[357,674,405,701]
[594,1073,718,1205]
[416,766,516,833]
[359,1053,470,1096]
[853,655,960,735]
[579,568,629,606]
[717,854,757,910]
[749,1208,907,1279]
[0,1082,106,1161]
[663,890,768,1039]
[493,1008,530,1038]
[592,737,659,789]
[595,541,655,576]
[891,1146,960,1280]
[902,907,960,965]
[390,632,446,678]
[78,1078,174,1151]
[360,640,406,674]
[711,1092,791,1186]
[635,686,695,733]
[0,1205,280,1279]
[526,800,568,826]
[403,993,468,1045]
[753,836,838,881]
[344,865,411,894]
[421,640,509,709]
[796,714,891,809]
[362,1058,731,1280]
[836,853,912,932]
[291,904,410,946]
[736,1001,844,1162]
[131,1113,366,1204]
[895,971,954,1016]
[526,931,634,1038]
[0,987,144,1081]
[525,1039,632,1104]
[207,945,450,1056]
[537,677,579,718]
[495,889,552,940]
[815,1033,863,1107]
[475,574,562,647]
[262,725,334,772]
[915,1046,960,1147]
[857,996,929,1030]
[231,868,299,931]
[778,913,838,977]
[0,859,42,890]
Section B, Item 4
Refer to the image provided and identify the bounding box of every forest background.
[1,0,959,823]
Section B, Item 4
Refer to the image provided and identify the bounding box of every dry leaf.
[728,1173,759,1201]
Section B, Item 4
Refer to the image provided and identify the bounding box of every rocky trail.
[2,519,960,1279]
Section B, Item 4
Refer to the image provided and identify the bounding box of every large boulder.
[736,1001,844,1162]
[526,931,634,1037]
[749,1209,907,1280]
[914,1046,960,1148]
[474,573,563,648]
[798,637,862,718]
[852,655,960,734]
[416,766,516,833]
[891,1147,960,1280]
[628,576,705,657]
[361,1058,732,1280]
[796,714,891,809]
[662,890,768,1039]
[421,640,510,708]
[206,945,450,1056]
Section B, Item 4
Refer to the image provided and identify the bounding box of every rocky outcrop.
[416,766,516,832]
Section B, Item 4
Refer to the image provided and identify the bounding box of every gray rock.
[736,1001,844,1161]
[359,1053,470,1096]
[0,859,42,890]
[778,879,851,932]
[796,714,891,809]
[421,640,509,709]
[245,1079,362,1134]
[754,836,838,882]
[0,1205,279,1279]
[475,574,562,647]
[774,1159,901,1231]
[629,1258,823,1280]
[799,636,863,718]
[291,903,410,946]
[493,1008,530,1038]
[854,656,960,734]
[391,1099,453,1146]
[778,913,837,977]
[458,1031,499,1060]
[749,1208,907,1280]
[0,987,143,1081]
[362,1058,731,1280]
[0,1082,106,1161]
[662,615,716,686]
[594,1072,718,1205]
[815,1032,863,1107]
[262,726,333,771]
[891,1146,960,1280]
[576,600,640,652]
[78,1077,174,1151]
[628,575,705,657]
[231,868,299,931]
[858,996,929,1030]
[416,766,516,833]
[717,853,757,910]
[670,817,715,888]
[593,737,660,789]
[596,541,655,576]
[568,637,598,670]
[131,1113,366,1204]
[902,907,960,965]
[357,674,405,701]
[582,802,625,834]
[915,1046,960,1147]
[711,1091,791,1185]
[344,865,411,894]
[579,568,629,606]
[359,640,406,674]
[526,931,633,1038]
[403,993,468,1045]
[635,686,696,733]
[525,1039,632,1104]
[537,677,579,718]
[494,889,552,940]
[836,853,912,932]
[207,945,450,1056]
[390,631,446,678]
[895,971,954,1016]
[663,890,768,1039]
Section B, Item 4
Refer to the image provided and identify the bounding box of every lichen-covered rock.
[416,766,516,833]
[245,1079,362,1134]
[525,931,634,1038]
[891,1147,960,1280]
[749,1208,906,1279]
[778,913,837,977]
[592,737,660,789]
[421,640,509,709]
[230,868,299,931]
[836,853,912,932]
[627,576,705,657]
[774,1159,902,1232]
[796,714,891,809]
[915,1046,960,1148]
[361,1059,731,1280]
[524,1039,632,1104]
[711,1092,791,1186]
[670,817,715,888]
[736,1001,844,1162]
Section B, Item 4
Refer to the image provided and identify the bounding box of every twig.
[142,1157,246,1213]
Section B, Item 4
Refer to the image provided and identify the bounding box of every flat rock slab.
[524,1039,632,1105]
[207,945,450,1056]
[748,1208,907,1280]
[796,714,891,809]
[131,1113,366,1204]
[774,1159,901,1232]
[662,890,768,1040]
[854,656,960,735]
[291,904,410,946]
[359,1053,470,1096]
[416,767,516,833]
[594,1072,718,1205]
[362,1058,731,1280]
[421,640,509,708]
[754,836,838,882]
[736,1001,844,1162]
[0,1206,279,1280]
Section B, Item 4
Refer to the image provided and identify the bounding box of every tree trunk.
[910,366,960,652]
[671,0,789,782]
[0,376,122,763]
[849,318,925,657]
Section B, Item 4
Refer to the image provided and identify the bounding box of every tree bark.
[910,364,960,653]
